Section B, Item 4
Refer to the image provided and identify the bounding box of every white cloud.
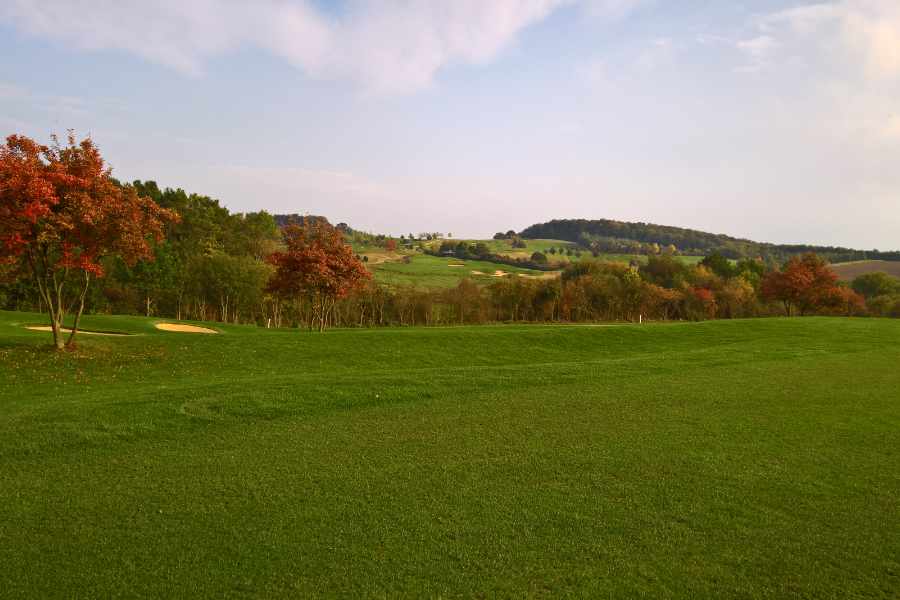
[758,0,900,79]
[736,34,778,59]
[734,34,779,73]
[1,0,572,94]
[583,0,647,21]
[882,114,900,140]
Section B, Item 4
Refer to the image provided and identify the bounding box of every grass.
[1,311,899,598]
[371,253,548,289]
[368,245,705,290]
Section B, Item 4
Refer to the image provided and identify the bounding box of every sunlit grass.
[1,311,898,597]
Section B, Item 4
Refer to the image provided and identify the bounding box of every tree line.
[2,133,899,348]
[520,218,900,263]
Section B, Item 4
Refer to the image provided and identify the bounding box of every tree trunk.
[66,273,91,347]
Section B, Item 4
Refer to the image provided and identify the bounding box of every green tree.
[851,272,900,299]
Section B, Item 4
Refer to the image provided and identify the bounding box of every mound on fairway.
[154,322,218,334]
[1,311,898,598]
[24,325,130,336]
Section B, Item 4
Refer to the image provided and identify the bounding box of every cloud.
[1,0,572,93]
[734,34,779,73]
[757,0,900,79]
[736,35,778,59]
[582,0,648,21]
[882,114,900,140]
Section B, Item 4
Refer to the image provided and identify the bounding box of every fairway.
[371,253,549,288]
[1,312,899,598]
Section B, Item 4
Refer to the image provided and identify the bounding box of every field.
[371,253,551,288]
[459,238,578,262]
[831,260,900,281]
[365,243,707,290]
[1,311,898,597]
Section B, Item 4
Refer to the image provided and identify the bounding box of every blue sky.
[1,0,899,249]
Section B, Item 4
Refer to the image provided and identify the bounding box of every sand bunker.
[471,270,486,276]
[155,323,218,334]
[492,270,509,277]
[25,326,129,337]
[448,263,466,268]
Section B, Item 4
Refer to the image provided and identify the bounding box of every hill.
[2,312,898,596]
[520,218,900,263]
[831,260,900,281]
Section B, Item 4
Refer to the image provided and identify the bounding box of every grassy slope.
[369,246,704,290]
[832,260,900,281]
[371,254,546,288]
[1,312,899,598]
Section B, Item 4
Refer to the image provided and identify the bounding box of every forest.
[520,218,900,263]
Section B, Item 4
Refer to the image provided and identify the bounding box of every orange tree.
[266,220,370,332]
[761,253,844,316]
[0,133,177,349]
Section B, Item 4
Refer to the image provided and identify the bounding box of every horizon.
[2,0,899,248]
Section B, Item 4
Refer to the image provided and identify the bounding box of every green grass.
[1,311,899,598]
[371,253,548,289]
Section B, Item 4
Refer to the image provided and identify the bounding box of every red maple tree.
[266,220,370,331]
[761,253,843,316]
[0,133,178,349]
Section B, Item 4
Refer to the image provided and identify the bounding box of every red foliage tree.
[821,285,866,317]
[691,286,717,319]
[267,220,370,331]
[0,133,178,349]
[384,238,398,252]
[761,253,841,316]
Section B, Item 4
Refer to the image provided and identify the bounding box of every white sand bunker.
[448,263,466,268]
[25,326,129,336]
[155,323,218,334]
[470,269,510,277]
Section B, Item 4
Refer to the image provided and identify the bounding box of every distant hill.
[519,219,900,263]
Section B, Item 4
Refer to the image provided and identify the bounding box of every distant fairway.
[1,312,899,597]
[369,247,706,289]
[371,253,550,288]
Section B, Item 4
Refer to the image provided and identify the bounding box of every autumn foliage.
[266,220,370,331]
[0,133,177,348]
[761,253,862,316]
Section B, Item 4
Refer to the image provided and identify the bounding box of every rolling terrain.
[361,240,705,289]
[831,260,900,281]
[371,254,552,288]
[1,311,898,597]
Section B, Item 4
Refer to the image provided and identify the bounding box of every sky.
[1,0,898,249]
